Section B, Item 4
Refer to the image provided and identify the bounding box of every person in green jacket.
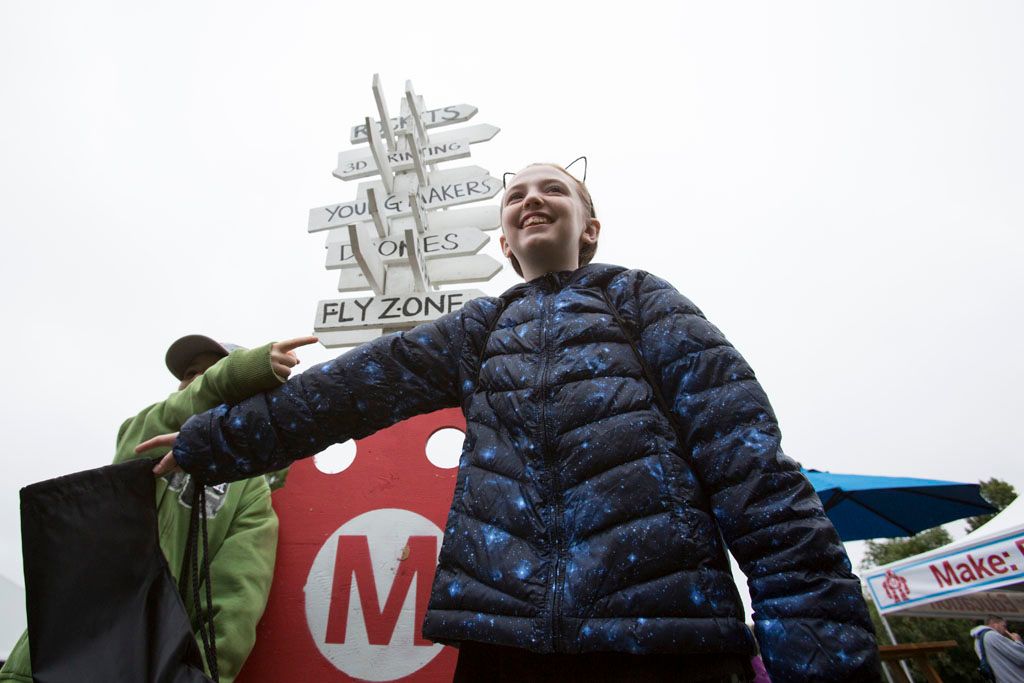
[0,333,317,683]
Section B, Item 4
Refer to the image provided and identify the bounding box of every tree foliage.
[863,527,952,570]
[965,478,1018,533]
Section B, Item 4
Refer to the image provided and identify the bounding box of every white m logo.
[304,509,445,681]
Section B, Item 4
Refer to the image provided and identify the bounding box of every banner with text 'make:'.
[864,528,1024,616]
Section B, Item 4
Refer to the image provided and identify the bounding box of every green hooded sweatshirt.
[1,344,285,683]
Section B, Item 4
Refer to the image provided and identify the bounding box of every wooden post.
[365,187,387,239]
[403,130,429,186]
[371,73,397,152]
[365,116,394,194]
[348,223,384,295]
[879,613,915,682]
[878,641,957,683]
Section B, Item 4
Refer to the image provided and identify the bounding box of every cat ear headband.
[502,156,588,189]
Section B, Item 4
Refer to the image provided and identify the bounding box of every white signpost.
[334,125,500,181]
[334,255,502,292]
[316,289,488,331]
[325,227,490,269]
[308,75,504,348]
[334,137,472,181]
[349,104,477,144]
[308,169,501,233]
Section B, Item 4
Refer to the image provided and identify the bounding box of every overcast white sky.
[1,0,1021,614]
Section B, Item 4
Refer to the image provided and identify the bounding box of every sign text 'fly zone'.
[316,289,486,331]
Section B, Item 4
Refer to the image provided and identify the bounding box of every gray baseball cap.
[165,334,244,380]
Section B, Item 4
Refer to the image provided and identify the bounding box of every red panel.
[237,408,464,682]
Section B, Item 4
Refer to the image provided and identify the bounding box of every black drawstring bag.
[20,458,216,683]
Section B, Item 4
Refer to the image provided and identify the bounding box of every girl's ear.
[499,232,514,258]
[581,218,601,245]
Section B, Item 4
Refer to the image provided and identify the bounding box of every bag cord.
[181,481,219,681]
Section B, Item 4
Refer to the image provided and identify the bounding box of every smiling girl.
[141,162,881,682]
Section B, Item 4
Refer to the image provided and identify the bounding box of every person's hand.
[271,336,319,380]
[1011,632,1023,643]
[135,432,183,476]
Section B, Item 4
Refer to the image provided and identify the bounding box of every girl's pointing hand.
[270,336,319,380]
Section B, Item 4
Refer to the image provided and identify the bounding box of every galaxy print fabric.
[175,263,881,681]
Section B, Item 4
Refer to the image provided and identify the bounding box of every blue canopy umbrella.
[802,469,997,541]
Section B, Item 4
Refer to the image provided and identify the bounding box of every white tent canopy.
[863,495,1024,619]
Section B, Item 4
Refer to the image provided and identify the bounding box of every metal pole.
[878,617,896,683]
[879,612,915,682]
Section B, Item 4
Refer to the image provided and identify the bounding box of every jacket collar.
[499,263,628,302]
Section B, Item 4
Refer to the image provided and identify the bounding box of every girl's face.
[499,165,599,279]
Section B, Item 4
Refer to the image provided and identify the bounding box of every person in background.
[0,333,316,683]
[972,615,1024,683]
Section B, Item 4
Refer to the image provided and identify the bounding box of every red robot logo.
[882,569,911,604]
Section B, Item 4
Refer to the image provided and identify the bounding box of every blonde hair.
[503,162,598,277]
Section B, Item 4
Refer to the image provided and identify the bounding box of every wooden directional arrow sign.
[421,255,503,285]
[428,204,501,232]
[316,288,488,331]
[326,227,490,269]
[309,168,501,233]
[333,124,501,181]
[334,138,472,181]
[337,254,503,292]
[426,123,499,148]
[317,327,385,349]
[349,104,477,144]
[322,205,500,250]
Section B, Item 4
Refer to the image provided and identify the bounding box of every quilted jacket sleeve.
[174,304,479,485]
[632,272,881,682]
[114,343,284,465]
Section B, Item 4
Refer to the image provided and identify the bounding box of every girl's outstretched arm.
[152,300,492,485]
[631,271,881,683]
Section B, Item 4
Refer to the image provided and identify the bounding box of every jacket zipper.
[538,284,564,651]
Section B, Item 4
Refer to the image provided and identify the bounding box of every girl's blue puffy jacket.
[175,263,881,682]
